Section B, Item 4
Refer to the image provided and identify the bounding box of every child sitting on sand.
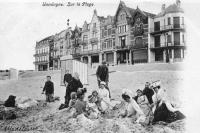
[85,94,100,119]
[73,88,87,117]
[65,92,77,112]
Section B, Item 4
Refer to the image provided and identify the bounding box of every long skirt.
[152,103,185,124]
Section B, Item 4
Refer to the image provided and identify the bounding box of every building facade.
[34,0,186,71]
[80,21,90,64]
[149,0,185,62]
[34,36,53,71]
[100,15,116,65]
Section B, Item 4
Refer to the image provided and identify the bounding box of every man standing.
[42,76,54,102]
[143,82,154,104]
[96,61,111,98]
[63,70,73,105]
[63,70,72,87]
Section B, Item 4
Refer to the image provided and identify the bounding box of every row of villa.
[34,0,186,71]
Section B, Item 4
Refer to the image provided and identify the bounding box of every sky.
[0,0,200,70]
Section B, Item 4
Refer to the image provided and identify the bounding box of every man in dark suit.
[96,61,111,98]
[42,76,54,102]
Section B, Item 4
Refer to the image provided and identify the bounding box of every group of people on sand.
[41,61,185,125]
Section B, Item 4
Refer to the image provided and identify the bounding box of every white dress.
[98,88,111,111]
[126,99,146,123]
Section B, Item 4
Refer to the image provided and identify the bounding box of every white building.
[149,0,185,62]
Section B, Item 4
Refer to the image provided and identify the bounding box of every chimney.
[176,0,181,7]
[161,4,165,12]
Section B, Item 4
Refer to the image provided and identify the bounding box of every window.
[154,21,160,31]
[108,29,111,36]
[167,35,172,43]
[92,31,96,38]
[174,49,181,58]
[113,39,115,47]
[154,35,160,47]
[93,23,96,29]
[101,30,104,38]
[173,17,180,28]
[182,34,185,43]
[168,17,171,25]
[182,17,184,25]
[135,37,143,47]
[174,32,180,45]
[112,29,115,34]
[83,35,88,42]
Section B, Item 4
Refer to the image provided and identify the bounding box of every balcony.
[114,45,129,50]
[81,40,88,45]
[34,60,49,64]
[102,46,114,51]
[34,52,49,57]
[150,24,185,35]
[52,55,60,59]
[90,37,98,43]
[71,48,81,55]
[150,41,186,50]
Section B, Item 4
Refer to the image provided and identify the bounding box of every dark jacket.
[67,78,83,92]
[63,73,72,84]
[96,64,109,82]
[143,87,154,104]
[43,81,54,94]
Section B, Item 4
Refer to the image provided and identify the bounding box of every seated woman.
[136,89,151,116]
[151,85,185,124]
[120,89,146,123]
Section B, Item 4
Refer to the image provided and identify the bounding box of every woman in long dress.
[120,89,146,123]
[151,85,185,124]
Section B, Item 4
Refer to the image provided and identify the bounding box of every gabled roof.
[132,7,156,19]
[114,1,155,24]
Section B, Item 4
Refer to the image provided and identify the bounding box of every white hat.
[100,81,106,86]
[122,89,134,98]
